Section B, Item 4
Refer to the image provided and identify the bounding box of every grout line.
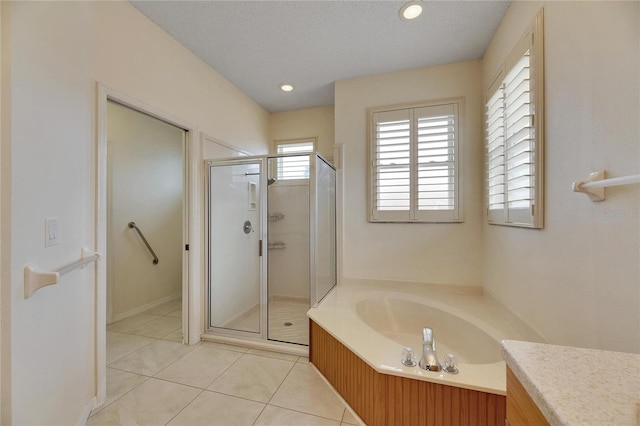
[162,388,204,426]
[89,373,150,418]
[263,357,297,406]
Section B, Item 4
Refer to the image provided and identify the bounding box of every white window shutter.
[276,141,314,180]
[484,9,544,229]
[369,100,462,223]
[414,104,459,222]
[371,109,411,221]
[504,50,535,224]
[486,86,506,223]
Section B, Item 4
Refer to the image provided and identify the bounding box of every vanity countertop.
[501,340,640,425]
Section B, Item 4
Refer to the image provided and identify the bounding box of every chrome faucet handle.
[443,353,459,374]
[401,347,417,367]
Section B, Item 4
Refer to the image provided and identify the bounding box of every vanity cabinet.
[506,367,550,426]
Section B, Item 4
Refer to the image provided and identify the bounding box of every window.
[369,99,463,222]
[486,10,544,228]
[274,139,314,180]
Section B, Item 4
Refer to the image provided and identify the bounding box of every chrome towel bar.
[24,247,100,298]
[128,221,159,265]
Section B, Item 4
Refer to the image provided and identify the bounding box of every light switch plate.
[45,217,59,247]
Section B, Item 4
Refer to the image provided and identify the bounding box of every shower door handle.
[243,220,253,234]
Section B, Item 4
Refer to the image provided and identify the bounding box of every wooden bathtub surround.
[310,321,506,426]
[506,367,550,426]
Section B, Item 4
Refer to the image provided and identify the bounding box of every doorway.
[105,100,185,331]
[95,85,198,408]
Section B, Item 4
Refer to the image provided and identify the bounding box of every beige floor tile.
[297,356,310,364]
[125,315,182,339]
[106,332,154,364]
[207,354,294,403]
[254,405,341,426]
[246,348,299,362]
[109,339,195,376]
[92,368,148,414]
[269,363,345,421]
[341,408,360,425]
[167,391,265,426]
[87,378,200,426]
[145,299,182,315]
[160,328,183,343]
[167,308,183,318]
[106,313,161,333]
[200,341,249,353]
[155,346,242,388]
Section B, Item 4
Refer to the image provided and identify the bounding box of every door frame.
[95,84,200,406]
[204,156,268,340]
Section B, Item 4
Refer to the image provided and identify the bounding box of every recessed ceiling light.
[280,83,294,92]
[399,0,424,20]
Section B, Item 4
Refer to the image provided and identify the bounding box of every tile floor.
[91,300,360,426]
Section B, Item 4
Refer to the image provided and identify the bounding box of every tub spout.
[419,327,442,372]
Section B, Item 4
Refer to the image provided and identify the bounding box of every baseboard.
[77,396,97,425]
[110,292,181,324]
[221,303,259,329]
[269,294,309,304]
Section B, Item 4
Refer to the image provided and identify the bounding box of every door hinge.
[531,205,535,216]
[259,240,263,257]
[185,244,189,251]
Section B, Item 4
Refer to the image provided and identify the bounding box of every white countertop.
[502,340,640,425]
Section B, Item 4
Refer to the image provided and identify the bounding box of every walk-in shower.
[206,153,336,347]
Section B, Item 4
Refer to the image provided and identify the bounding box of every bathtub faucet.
[419,327,442,372]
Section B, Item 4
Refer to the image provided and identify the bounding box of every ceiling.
[130,1,510,113]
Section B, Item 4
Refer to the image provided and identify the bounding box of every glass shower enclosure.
[207,153,336,346]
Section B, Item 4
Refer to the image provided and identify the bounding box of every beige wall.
[107,101,183,321]
[335,60,484,286]
[269,106,335,160]
[482,1,640,353]
[4,2,269,424]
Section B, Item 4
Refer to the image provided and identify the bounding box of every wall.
[0,2,11,423]
[482,2,640,353]
[107,101,183,321]
[335,60,484,286]
[268,182,310,300]
[269,106,335,161]
[4,1,269,424]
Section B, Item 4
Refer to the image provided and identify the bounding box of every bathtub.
[307,279,544,395]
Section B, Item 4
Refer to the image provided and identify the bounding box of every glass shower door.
[312,154,337,305]
[208,159,263,334]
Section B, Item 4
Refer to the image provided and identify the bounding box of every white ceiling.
[130,1,510,112]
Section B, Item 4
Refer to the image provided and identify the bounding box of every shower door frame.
[205,156,268,341]
[205,153,337,346]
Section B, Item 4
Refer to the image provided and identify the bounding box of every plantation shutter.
[370,101,461,222]
[415,104,459,221]
[371,109,412,221]
[276,141,314,180]
[484,10,543,229]
[486,79,506,223]
[504,44,535,224]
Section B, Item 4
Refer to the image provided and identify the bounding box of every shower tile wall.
[268,183,310,300]
[268,182,310,345]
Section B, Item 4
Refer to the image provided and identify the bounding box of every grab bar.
[24,247,101,298]
[128,222,159,265]
[572,171,640,201]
